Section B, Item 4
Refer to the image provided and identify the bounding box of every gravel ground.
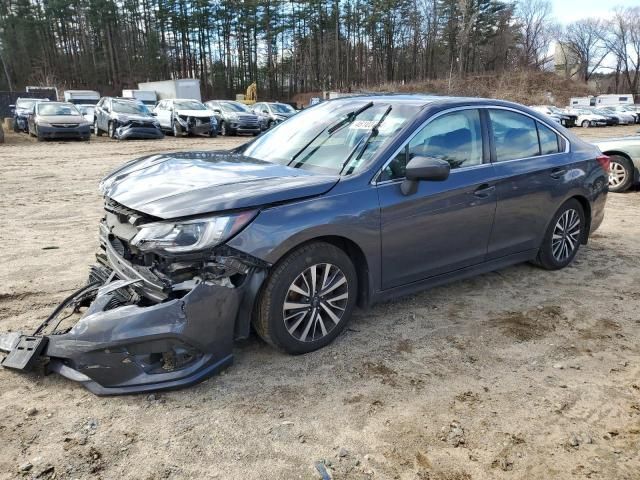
[0,125,639,480]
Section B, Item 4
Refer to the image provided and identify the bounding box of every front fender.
[228,186,382,292]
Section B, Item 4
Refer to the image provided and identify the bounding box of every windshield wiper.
[288,101,375,166]
[340,105,393,175]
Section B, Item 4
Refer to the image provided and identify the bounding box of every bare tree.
[515,0,557,69]
[600,7,640,96]
[561,18,609,82]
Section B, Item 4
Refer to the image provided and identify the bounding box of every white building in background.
[554,42,581,78]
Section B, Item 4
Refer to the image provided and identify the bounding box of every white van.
[122,89,158,106]
[63,90,100,105]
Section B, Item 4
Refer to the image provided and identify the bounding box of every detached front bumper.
[0,228,262,395]
[116,124,164,140]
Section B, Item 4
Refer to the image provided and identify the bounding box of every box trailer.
[122,89,158,106]
[63,90,100,105]
[26,86,58,101]
[137,79,201,102]
[569,96,595,107]
[594,94,635,106]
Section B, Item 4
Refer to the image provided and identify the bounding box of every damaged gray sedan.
[0,95,608,395]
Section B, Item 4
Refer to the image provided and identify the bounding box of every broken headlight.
[131,211,256,253]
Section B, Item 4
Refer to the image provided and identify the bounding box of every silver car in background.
[594,136,640,192]
[27,102,91,141]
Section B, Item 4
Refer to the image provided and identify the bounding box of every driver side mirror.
[213,108,221,114]
[400,156,450,196]
[262,109,269,114]
[150,111,157,116]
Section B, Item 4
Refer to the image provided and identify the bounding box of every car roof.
[324,93,527,109]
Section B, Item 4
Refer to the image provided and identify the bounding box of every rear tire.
[535,199,585,270]
[581,120,590,128]
[253,242,358,355]
[607,155,634,193]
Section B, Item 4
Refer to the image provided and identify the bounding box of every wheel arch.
[268,235,372,309]
[570,195,591,244]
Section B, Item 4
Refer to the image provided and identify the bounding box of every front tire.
[94,120,102,136]
[608,155,634,193]
[535,199,585,270]
[172,121,182,137]
[220,121,228,136]
[36,126,44,142]
[253,242,358,354]
[108,121,117,139]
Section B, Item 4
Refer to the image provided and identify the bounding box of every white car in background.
[569,108,608,128]
[593,136,640,192]
[78,105,95,130]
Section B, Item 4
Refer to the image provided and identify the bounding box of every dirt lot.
[1,125,639,480]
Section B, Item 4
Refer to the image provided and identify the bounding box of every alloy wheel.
[283,263,349,343]
[552,209,581,262]
[608,161,627,188]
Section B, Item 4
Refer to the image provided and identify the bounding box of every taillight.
[596,155,610,172]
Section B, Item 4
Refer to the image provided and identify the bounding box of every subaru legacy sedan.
[0,95,608,395]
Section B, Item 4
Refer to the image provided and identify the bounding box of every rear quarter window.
[537,122,560,155]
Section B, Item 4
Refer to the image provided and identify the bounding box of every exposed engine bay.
[0,198,268,395]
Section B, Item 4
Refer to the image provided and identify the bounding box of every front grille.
[127,120,156,128]
[238,117,259,127]
[51,123,79,128]
[104,198,158,226]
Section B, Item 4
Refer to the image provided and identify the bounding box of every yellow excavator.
[236,82,257,105]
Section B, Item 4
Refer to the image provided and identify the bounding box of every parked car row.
[531,104,640,129]
[11,96,300,141]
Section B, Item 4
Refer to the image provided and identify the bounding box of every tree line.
[0,0,638,100]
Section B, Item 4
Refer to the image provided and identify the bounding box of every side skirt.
[373,250,538,305]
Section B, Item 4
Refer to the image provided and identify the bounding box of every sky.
[550,0,639,24]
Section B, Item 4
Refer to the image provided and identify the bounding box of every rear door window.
[489,110,540,161]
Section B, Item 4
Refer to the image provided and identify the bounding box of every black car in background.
[205,100,261,136]
[94,97,163,140]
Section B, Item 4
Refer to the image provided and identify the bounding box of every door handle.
[473,184,495,198]
[550,168,567,179]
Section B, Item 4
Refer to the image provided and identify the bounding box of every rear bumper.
[38,125,91,139]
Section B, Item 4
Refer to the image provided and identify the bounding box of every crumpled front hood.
[100,151,339,219]
[114,113,155,123]
[176,109,215,117]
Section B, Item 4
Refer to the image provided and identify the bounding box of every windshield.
[548,106,564,114]
[112,100,148,114]
[221,102,250,113]
[242,100,420,175]
[38,103,80,116]
[174,100,206,110]
[16,99,38,109]
[270,103,295,114]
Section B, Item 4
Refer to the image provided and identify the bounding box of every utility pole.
[0,31,13,91]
